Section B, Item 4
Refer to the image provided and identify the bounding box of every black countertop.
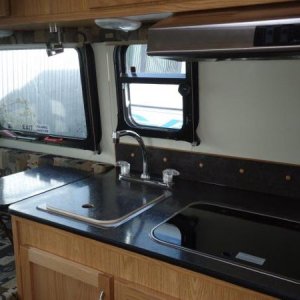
[0,166,90,209]
[8,168,300,300]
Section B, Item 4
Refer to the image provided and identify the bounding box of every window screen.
[0,49,87,139]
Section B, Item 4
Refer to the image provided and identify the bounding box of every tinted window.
[0,49,87,139]
[125,45,185,129]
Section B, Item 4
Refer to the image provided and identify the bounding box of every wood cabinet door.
[88,0,169,9]
[115,279,178,300]
[9,0,50,17]
[88,0,300,9]
[0,0,9,17]
[9,0,87,17]
[50,0,88,14]
[19,246,113,300]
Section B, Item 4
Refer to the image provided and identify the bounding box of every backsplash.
[116,144,300,199]
[3,145,299,199]
[0,148,110,177]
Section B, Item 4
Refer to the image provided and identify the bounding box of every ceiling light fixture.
[95,18,141,32]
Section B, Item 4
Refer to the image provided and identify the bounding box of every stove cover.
[151,203,300,284]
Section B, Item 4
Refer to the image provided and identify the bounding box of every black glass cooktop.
[151,203,300,283]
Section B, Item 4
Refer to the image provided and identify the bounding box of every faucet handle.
[116,161,130,176]
[162,169,180,186]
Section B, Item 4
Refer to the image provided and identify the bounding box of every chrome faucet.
[112,130,180,188]
[112,130,150,180]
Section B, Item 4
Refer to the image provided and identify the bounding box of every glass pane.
[125,83,183,129]
[0,49,87,139]
[126,44,185,75]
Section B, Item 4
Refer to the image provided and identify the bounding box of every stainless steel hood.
[147,9,300,60]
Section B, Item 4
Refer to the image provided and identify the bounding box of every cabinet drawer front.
[115,279,178,300]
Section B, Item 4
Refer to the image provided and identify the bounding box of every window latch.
[46,24,64,57]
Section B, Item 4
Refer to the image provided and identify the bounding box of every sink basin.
[151,202,300,284]
[38,173,171,228]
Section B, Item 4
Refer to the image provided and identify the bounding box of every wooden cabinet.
[9,0,87,17]
[87,0,295,10]
[115,279,178,300]
[50,0,87,15]
[19,246,113,300]
[0,0,9,17]
[88,0,164,9]
[12,216,277,300]
[2,0,300,30]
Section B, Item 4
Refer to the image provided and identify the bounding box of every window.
[114,44,200,145]
[0,45,101,150]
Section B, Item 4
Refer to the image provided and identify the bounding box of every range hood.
[147,7,300,60]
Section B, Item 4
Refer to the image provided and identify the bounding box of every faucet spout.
[112,130,150,180]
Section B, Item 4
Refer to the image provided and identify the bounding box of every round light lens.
[95,18,141,32]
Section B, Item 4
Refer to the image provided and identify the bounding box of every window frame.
[114,45,200,145]
[0,44,101,151]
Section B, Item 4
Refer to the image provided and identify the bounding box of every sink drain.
[82,203,95,209]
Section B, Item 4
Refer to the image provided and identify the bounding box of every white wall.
[102,44,300,165]
[1,43,300,165]
[197,59,300,164]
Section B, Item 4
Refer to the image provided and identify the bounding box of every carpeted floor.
[0,215,17,300]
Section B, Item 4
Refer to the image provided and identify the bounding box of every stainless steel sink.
[37,172,171,228]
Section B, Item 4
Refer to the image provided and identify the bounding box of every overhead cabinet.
[88,0,168,9]
[9,0,87,17]
[0,0,9,17]
[87,0,297,10]
[2,0,300,30]
[88,0,295,11]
